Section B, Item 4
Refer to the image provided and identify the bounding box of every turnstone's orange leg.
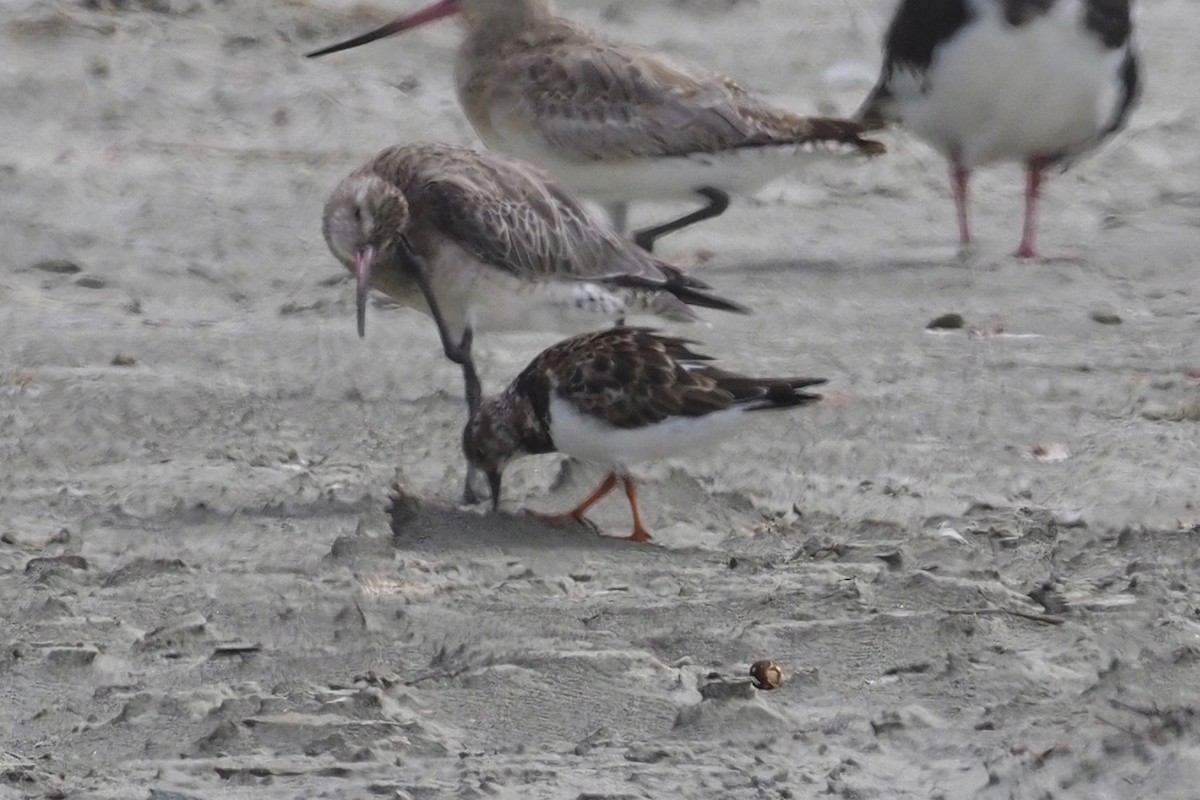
[619,475,653,544]
[527,472,617,526]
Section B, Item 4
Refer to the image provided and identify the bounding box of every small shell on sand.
[1030,442,1071,462]
[750,660,786,690]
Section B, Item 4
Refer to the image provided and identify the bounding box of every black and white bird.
[858,0,1140,259]
[462,327,826,543]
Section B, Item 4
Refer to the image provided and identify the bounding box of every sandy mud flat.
[1,0,1199,797]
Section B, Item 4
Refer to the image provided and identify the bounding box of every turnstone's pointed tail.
[463,327,827,542]
[707,372,826,412]
[861,0,1139,259]
[306,0,885,249]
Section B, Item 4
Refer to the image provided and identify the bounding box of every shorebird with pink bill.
[858,0,1140,259]
[307,0,885,252]
[321,142,748,504]
[462,327,826,543]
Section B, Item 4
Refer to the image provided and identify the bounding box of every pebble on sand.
[926,312,965,330]
[30,259,82,274]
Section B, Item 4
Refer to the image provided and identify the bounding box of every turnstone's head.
[462,397,526,510]
[322,174,411,338]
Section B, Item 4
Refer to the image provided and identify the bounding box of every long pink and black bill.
[354,247,375,338]
[306,0,460,58]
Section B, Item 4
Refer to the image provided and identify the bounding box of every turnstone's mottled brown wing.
[487,23,885,161]
[528,328,823,431]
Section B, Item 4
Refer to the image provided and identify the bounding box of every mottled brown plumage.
[516,327,822,430]
[309,0,884,248]
[322,142,746,505]
[453,10,885,163]
[463,327,826,541]
[322,141,747,341]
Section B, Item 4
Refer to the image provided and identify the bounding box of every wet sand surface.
[2,0,1199,797]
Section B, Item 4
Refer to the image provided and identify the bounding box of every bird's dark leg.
[455,328,488,505]
[604,202,630,235]
[399,238,487,504]
[399,239,467,365]
[456,327,481,419]
[632,187,730,252]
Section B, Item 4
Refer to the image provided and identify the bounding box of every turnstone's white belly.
[547,394,750,469]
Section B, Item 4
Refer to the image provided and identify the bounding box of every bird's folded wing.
[504,40,876,159]
[419,157,669,283]
[536,328,733,428]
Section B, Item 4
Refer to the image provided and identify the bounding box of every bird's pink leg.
[950,158,972,248]
[1015,156,1048,259]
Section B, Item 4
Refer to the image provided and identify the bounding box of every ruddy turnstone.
[308,0,885,251]
[462,327,826,543]
[858,0,1139,258]
[322,142,748,503]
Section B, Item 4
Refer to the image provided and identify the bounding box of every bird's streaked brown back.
[516,327,825,431]
[458,17,886,162]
